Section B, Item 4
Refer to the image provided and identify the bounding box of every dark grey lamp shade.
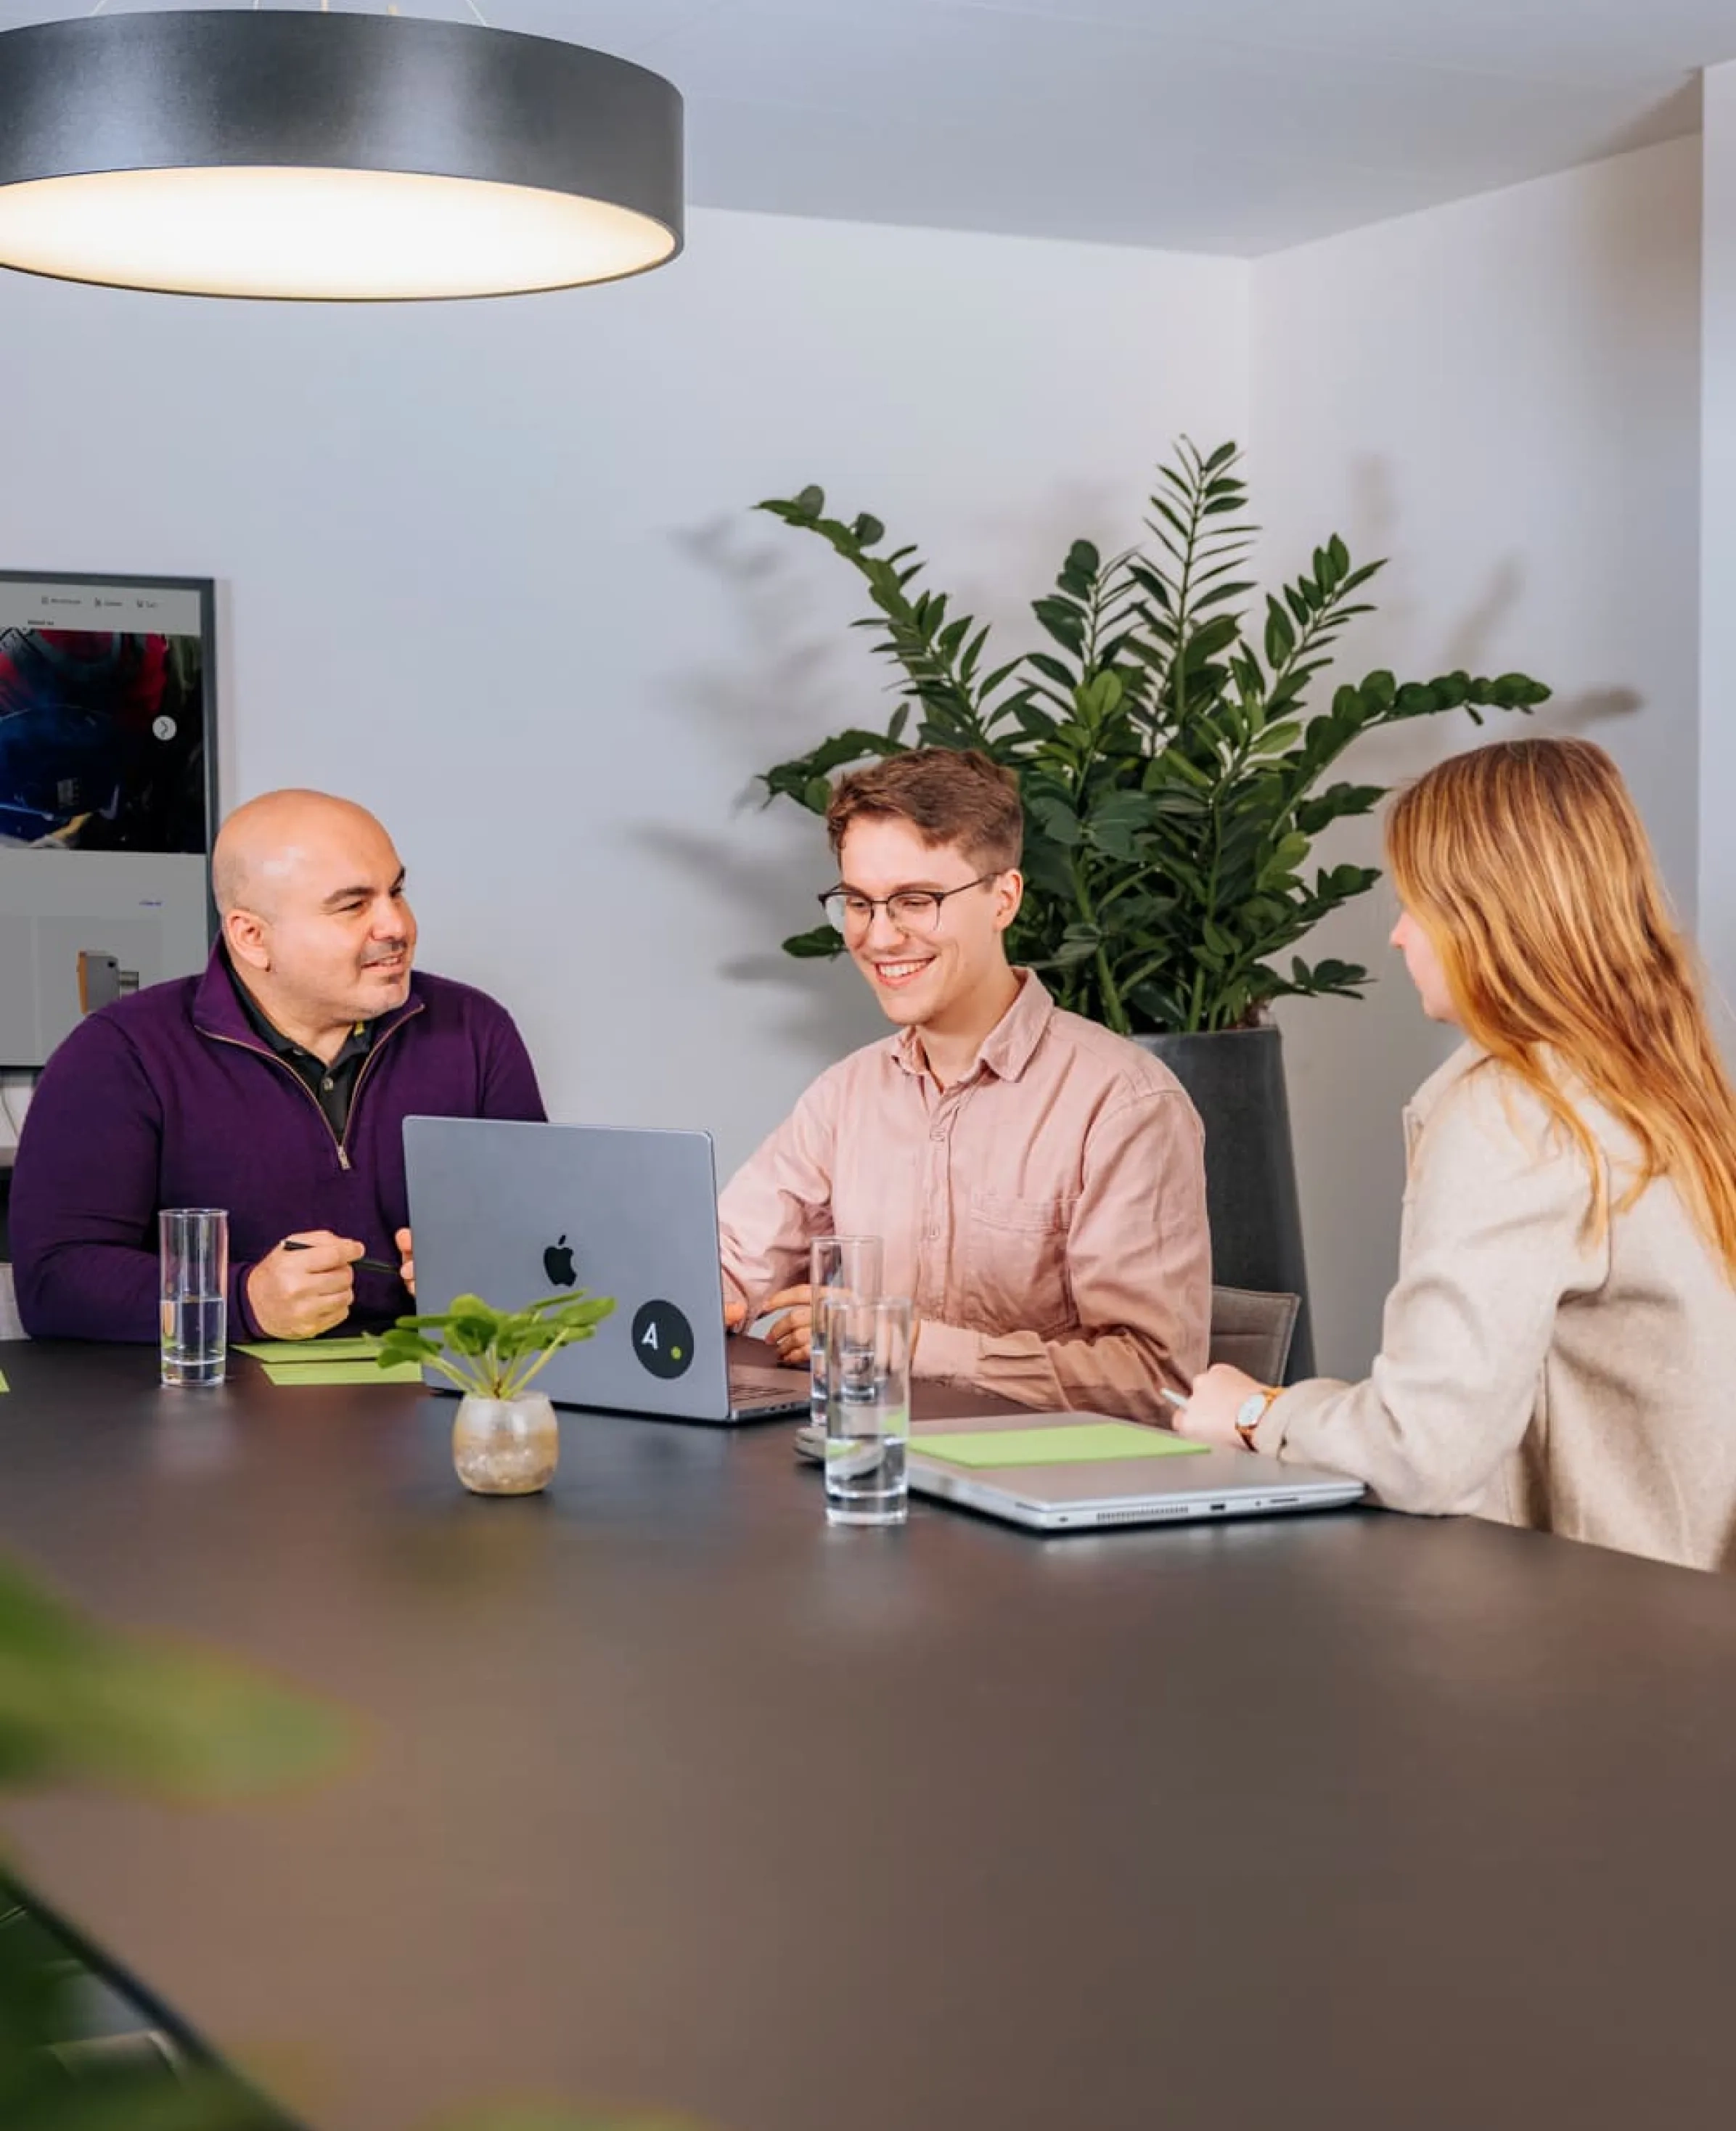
[0,11,684,300]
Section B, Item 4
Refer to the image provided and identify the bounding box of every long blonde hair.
[1386,737,1736,1279]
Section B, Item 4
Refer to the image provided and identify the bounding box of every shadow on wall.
[630,513,885,1074]
[1279,539,1639,1379]
[639,480,1135,1081]
[634,468,1184,1091]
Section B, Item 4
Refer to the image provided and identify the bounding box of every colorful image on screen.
[0,626,207,853]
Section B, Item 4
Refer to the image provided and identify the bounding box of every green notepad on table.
[258,1359,423,1388]
[239,1338,422,1388]
[236,1338,385,1364]
[911,1422,1209,1469]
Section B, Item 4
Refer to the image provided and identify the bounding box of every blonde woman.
[1178,737,1736,1572]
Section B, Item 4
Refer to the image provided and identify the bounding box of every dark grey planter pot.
[1133,1025,1314,1383]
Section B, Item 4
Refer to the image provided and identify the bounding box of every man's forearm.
[17,1244,162,1343]
[913,1319,1190,1423]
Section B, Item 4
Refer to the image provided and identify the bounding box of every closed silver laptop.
[903,1412,1364,1531]
[403,1117,807,1424]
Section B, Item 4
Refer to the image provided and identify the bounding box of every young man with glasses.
[718,748,1210,1420]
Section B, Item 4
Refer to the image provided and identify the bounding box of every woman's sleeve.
[1255,1071,1606,1514]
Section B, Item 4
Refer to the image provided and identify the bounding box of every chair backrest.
[1208,1285,1298,1384]
[0,1261,25,1343]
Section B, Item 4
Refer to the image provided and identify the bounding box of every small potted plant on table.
[379,1291,615,1495]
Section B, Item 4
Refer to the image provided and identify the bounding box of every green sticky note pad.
[912,1422,1209,1469]
[237,1338,384,1364]
[260,1359,424,1388]
[0,1369,9,1394]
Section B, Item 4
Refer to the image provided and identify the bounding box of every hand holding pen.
[283,1238,401,1277]
[244,1230,406,1343]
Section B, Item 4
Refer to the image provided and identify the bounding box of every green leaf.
[1078,670,1124,721]
[1032,597,1086,655]
[1263,597,1295,668]
[1028,794,1084,847]
[1048,923,1104,967]
[377,1330,440,1370]
[781,925,844,959]
[0,1555,349,1798]
[1014,702,1060,738]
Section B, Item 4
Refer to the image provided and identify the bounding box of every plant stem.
[425,1354,477,1396]
[500,1330,575,1402]
[1070,855,1129,1034]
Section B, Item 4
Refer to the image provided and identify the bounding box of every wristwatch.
[1234,1386,1280,1453]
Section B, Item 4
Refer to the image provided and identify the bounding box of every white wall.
[0,208,1249,1170]
[1253,136,1703,1376]
[1703,65,1736,1023]
[0,161,1706,1379]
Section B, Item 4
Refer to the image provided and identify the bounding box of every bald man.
[11,789,544,1343]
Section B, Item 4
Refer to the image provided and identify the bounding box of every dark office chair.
[1207,1285,1301,1385]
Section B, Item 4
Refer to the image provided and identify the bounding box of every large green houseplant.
[753,440,1550,1373]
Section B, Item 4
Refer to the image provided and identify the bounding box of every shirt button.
[322,1076,335,1092]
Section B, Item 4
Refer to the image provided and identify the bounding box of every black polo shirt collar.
[225,957,377,1140]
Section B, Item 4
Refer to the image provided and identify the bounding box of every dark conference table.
[3,1338,1736,2131]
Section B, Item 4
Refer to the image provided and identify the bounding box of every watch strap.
[1234,1386,1282,1453]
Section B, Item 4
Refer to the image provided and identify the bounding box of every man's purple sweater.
[11,945,545,1342]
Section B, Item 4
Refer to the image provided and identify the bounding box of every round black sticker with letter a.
[631,1300,695,1380]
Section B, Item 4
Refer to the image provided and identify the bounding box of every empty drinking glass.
[808,1234,883,1429]
[160,1208,228,1387]
[822,1294,914,1528]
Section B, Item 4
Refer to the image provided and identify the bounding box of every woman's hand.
[1171,1364,1266,1449]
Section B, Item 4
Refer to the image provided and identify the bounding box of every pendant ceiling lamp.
[0,9,684,300]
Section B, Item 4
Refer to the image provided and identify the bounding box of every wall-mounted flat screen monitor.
[0,572,217,1068]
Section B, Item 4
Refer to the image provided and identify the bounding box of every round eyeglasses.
[820,872,1001,937]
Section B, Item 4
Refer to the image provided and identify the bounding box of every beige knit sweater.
[1256,1043,1736,1572]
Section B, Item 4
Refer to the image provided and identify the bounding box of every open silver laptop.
[902,1412,1364,1531]
[403,1118,808,1424]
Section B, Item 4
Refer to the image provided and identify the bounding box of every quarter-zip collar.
[191,939,425,1055]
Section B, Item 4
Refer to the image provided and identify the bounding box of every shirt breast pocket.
[966,1188,1076,1340]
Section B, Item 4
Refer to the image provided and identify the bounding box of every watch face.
[1236,1392,1269,1433]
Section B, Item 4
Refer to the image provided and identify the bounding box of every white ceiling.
[0,0,1729,253]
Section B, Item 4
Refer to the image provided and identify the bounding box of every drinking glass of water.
[808,1234,883,1430]
[160,1208,228,1387]
[822,1294,913,1528]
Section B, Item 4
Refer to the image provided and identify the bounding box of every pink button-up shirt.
[718,973,1210,1420]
